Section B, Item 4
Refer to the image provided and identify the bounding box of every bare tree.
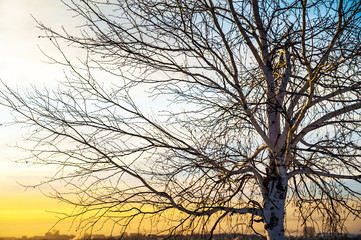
[1,0,361,239]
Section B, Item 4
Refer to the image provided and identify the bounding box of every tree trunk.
[263,177,287,240]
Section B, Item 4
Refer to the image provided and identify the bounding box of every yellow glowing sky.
[0,0,360,238]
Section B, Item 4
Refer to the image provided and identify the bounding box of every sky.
[0,0,360,238]
[0,0,78,237]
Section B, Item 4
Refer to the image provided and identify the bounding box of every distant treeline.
[2,232,361,240]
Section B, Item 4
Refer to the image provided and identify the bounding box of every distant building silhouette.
[0,230,74,240]
[303,226,316,238]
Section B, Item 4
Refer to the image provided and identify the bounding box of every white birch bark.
[263,176,287,240]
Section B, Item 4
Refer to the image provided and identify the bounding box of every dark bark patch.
[276,179,284,191]
[276,180,286,199]
[265,212,279,230]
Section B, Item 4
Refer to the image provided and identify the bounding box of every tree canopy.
[1,0,361,239]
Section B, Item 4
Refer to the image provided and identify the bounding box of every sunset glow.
[0,0,75,237]
[1,1,361,239]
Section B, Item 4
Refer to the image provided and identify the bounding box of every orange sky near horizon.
[0,0,361,238]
